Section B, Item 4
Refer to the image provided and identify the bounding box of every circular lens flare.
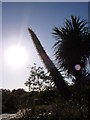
[74,64,81,71]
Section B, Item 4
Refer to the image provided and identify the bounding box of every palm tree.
[28,28,71,99]
[52,16,90,89]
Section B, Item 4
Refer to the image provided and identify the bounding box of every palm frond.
[52,16,90,77]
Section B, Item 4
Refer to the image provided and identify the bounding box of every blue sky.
[0,2,2,89]
[2,2,89,91]
[2,0,90,2]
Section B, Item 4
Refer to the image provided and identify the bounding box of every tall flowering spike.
[28,27,71,99]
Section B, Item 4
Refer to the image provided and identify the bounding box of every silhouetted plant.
[25,63,55,92]
[28,28,71,99]
[28,16,90,118]
[52,16,90,89]
[52,16,90,119]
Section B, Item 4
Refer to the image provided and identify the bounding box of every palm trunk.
[74,70,82,90]
[87,89,90,119]
[28,28,71,99]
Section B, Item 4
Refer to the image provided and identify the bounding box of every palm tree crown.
[53,16,90,78]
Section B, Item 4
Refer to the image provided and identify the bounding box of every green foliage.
[40,88,59,104]
[2,89,18,113]
[2,86,90,119]
[25,63,55,92]
[19,91,40,109]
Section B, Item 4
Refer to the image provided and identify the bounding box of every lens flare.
[74,64,81,71]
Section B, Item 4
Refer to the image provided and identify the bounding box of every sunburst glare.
[5,45,28,68]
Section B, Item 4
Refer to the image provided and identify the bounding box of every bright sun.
[5,45,28,68]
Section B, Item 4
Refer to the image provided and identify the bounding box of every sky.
[1,0,90,2]
[0,2,2,90]
[1,2,89,91]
